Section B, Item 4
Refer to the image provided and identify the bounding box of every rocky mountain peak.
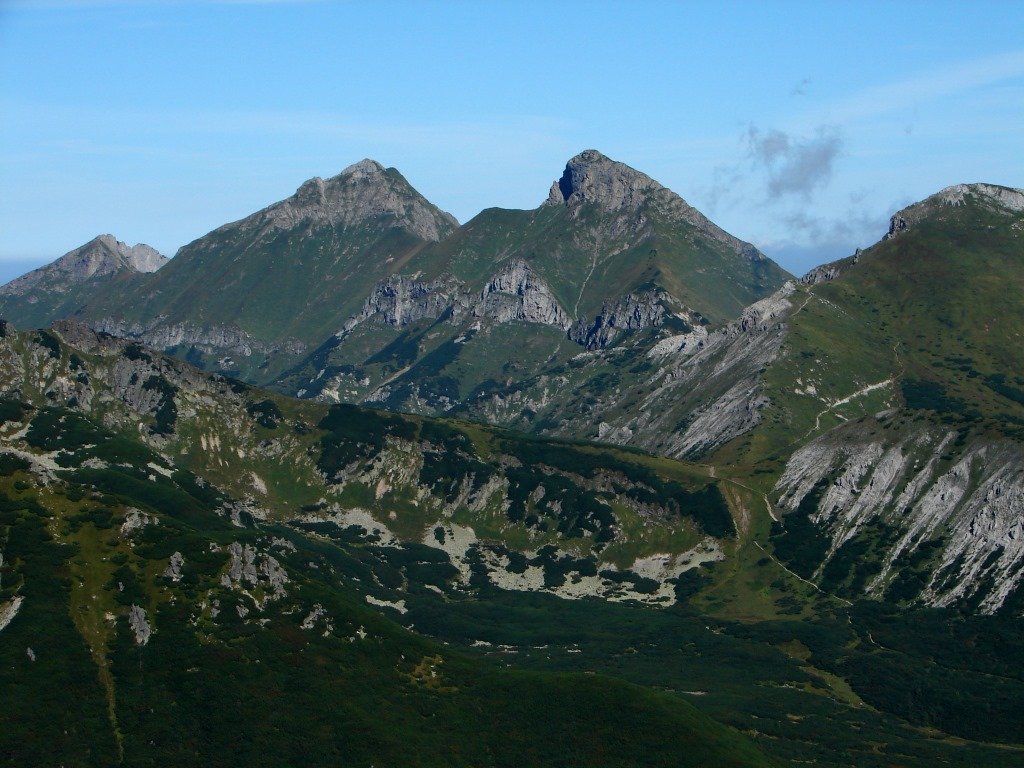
[886,182,1024,239]
[79,235,167,275]
[341,158,387,179]
[544,150,769,265]
[255,160,457,242]
[546,149,663,211]
[937,182,1024,212]
[0,235,167,298]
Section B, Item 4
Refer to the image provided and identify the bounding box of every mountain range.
[1,151,1022,766]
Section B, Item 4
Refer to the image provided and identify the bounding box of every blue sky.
[1,0,1022,281]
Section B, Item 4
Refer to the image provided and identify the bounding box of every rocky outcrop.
[341,275,467,333]
[885,182,1024,239]
[0,235,166,298]
[569,290,679,349]
[342,263,694,348]
[218,159,458,243]
[163,552,184,582]
[775,425,1024,613]
[936,183,1024,213]
[121,508,156,536]
[802,251,859,284]
[341,261,572,335]
[0,596,24,634]
[886,214,909,239]
[220,542,289,604]
[475,260,572,329]
[128,604,152,645]
[89,317,306,358]
[301,603,328,630]
[630,282,795,457]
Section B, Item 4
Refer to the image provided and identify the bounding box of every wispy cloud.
[754,194,893,275]
[745,125,842,199]
[808,49,1024,127]
[790,77,811,97]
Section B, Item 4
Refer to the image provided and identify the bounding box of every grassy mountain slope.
[0,408,777,768]
[755,182,1024,455]
[1,322,1023,766]
[428,182,1024,617]
[75,161,458,383]
[679,183,1024,616]
[280,151,791,415]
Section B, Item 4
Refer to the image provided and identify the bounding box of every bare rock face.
[234,159,458,243]
[0,596,24,634]
[301,603,327,630]
[886,214,910,239]
[163,552,184,582]
[220,541,289,603]
[775,426,1024,613]
[569,290,678,349]
[587,281,796,458]
[475,260,572,329]
[128,604,152,645]
[0,235,167,297]
[89,317,305,359]
[121,508,157,537]
[342,261,572,335]
[343,275,467,332]
[935,183,1024,213]
[802,252,858,285]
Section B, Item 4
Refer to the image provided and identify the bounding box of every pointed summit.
[543,149,767,264]
[546,149,662,211]
[340,158,387,178]
[56,234,166,279]
[87,234,167,274]
[244,160,457,243]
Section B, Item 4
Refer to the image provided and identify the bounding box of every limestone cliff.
[775,423,1024,613]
